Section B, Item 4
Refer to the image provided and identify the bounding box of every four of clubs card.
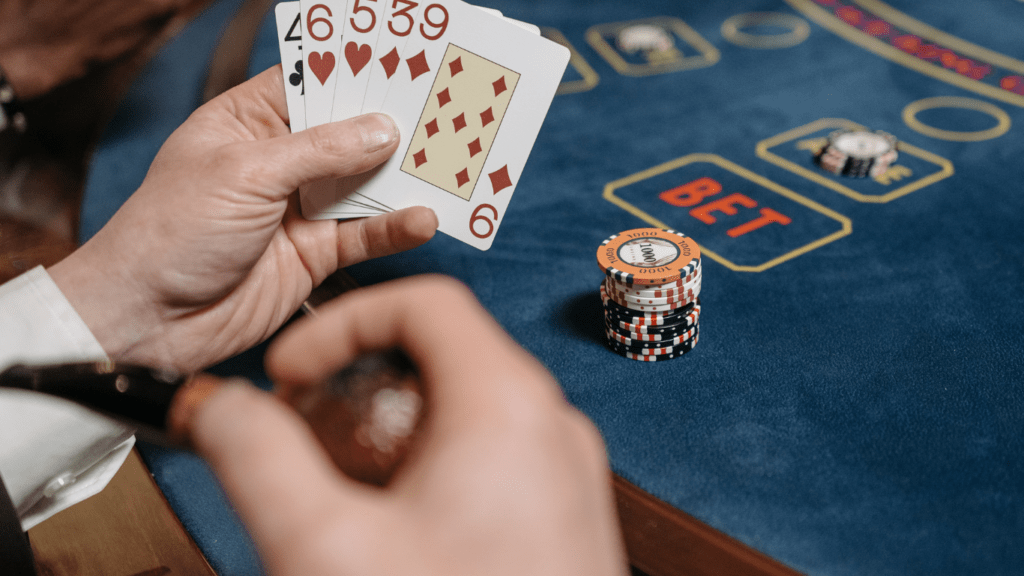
[276,0,569,250]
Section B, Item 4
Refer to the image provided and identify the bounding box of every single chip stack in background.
[814,129,898,178]
[596,228,702,362]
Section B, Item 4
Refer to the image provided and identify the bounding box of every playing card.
[275,4,373,215]
[360,0,427,115]
[317,0,409,217]
[298,0,373,217]
[328,0,455,214]
[399,43,519,203]
[301,0,346,127]
[328,0,570,250]
[319,0,466,218]
[275,2,307,132]
[330,0,385,122]
[362,4,524,115]
[505,18,540,36]
[318,0,406,219]
[324,2,519,217]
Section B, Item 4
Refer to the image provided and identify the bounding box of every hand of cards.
[275,0,570,250]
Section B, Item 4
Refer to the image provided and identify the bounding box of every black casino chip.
[607,322,698,348]
[607,306,701,334]
[605,324,698,347]
[606,330,700,362]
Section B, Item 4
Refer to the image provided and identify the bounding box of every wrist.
[47,245,165,368]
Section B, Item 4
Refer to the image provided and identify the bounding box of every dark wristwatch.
[0,67,26,134]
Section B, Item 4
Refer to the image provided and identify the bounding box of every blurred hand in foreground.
[181,276,629,576]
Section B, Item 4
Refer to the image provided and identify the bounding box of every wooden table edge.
[614,475,803,576]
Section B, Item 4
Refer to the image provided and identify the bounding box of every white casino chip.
[830,131,895,158]
[816,129,898,178]
[617,25,675,53]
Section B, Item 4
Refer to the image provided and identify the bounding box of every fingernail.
[357,114,399,153]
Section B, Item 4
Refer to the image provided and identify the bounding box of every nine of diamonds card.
[275,0,569,250]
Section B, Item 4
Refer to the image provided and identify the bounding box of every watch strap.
[0,67,27,133]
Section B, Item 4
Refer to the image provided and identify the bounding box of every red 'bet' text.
[659,177,792,238]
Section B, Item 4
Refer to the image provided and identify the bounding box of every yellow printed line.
[603,153,853,273]
[721,12,811,50]
[784,0,1024,108]
[586,17,720,78]
[902,96,1012,141]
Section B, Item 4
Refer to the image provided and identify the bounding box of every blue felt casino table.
[80,1,1024,574]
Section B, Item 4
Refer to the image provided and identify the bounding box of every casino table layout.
[80,0,1024,574]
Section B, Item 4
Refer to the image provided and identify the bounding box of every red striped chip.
[612,279,701,299]
[611,270,702,298]
[605,312,672,326]
[598,293,696,315]
[598,282,692,313]
[606,311,696,326]
[604,320,698,341]
[602,288,700,321]
[604,279,700,305]
[612,284,701,303]
[613,263,702,290]
[602,289,700,311]
[597,228,701,285]
[602,282,696,307]
[605,325,660,341]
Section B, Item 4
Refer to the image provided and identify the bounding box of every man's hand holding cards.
[275,0,569,250]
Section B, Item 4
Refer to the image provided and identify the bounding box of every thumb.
[245,113,400,198]
[179,376,366,552]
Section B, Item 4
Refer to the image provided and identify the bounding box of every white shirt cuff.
[0,266,136,530]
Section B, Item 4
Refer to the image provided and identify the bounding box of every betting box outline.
[585,17,720,78]
[720,12,811,50]
[603,153,853,273]
[540,27,600,95]
[756,118,955,204]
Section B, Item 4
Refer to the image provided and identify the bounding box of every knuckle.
[353,219,374,259]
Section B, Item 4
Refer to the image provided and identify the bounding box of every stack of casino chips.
[597,228,702,362]
[815,129,898,179]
